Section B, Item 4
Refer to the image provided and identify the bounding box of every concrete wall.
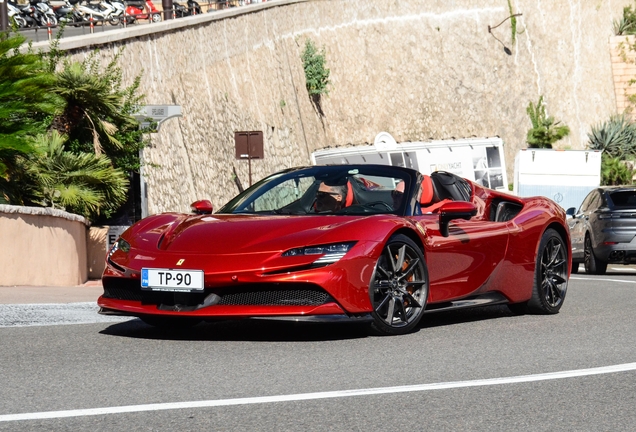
[0,206,88,286]
[87,227,108,279]
[35,0,631,214]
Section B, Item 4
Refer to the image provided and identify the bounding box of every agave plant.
[587,114,636,159]
[615,5,636,35]
[614,16,635,35]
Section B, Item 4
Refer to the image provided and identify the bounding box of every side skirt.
[424,292,509,314]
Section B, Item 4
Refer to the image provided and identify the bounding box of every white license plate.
[141,268,204,292]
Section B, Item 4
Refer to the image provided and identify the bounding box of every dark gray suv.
[567,186,636,274]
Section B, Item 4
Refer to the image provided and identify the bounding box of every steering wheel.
[362,201,394,212]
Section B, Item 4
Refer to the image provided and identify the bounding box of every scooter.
[53,0,83,25]
[7,1,30,28]
[29,0,58,26]
[173,0,201,17]
[75,0,125,26]
[10,0,40,27]
[124,0,161,24]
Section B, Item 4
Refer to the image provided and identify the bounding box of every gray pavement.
[0,280,103,304]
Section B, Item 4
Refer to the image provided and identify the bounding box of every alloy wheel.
[370,235,428,335]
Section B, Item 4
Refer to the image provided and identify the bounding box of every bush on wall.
[301,38,330,114]
[525,96,570,149]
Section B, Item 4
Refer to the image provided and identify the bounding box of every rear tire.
[584,235,607,275]
[369,234,428,335]
[151,13,162,23]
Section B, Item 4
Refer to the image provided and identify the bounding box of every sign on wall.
[107,226,129,252]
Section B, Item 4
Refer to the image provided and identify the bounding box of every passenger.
[315,182,348,213]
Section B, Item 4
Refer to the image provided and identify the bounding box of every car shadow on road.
[99,305,518,342]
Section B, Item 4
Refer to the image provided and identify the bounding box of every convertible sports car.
[99,164,571,335]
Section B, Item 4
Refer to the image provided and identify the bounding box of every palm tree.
[51,58,137,156]
[27,131,129,221]
[0,32,62,181]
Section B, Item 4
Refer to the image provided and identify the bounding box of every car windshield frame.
[216,165,420,216]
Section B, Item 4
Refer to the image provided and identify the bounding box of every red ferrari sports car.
[99,164,571,335]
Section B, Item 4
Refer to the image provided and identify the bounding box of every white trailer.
[513,149,602,211]
[311,134,509,191]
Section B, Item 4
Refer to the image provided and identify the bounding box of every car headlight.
[282,242,356,266]
[108,238,131,258]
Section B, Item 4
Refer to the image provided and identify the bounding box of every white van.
[513,149,602,211]
[312,134,509,191]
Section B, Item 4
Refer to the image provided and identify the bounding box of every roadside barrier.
[17,0,279,42]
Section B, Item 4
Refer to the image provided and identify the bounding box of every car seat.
[420,175,451,213]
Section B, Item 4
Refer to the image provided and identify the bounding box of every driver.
[391,180,405,210]
[315,182,348,213]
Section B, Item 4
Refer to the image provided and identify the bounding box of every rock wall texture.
[611,35,636,114]
[65,0,630,214]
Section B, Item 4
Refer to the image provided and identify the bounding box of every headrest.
[345,181,354,206]
[420,175,434,206]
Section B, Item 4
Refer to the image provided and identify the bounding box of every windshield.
[217,165,414,216]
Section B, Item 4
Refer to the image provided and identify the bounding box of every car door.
[413,215,509,302]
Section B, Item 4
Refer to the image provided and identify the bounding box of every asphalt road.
[0,269,635,431]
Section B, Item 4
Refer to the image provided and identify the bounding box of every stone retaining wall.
[34,0,632,214]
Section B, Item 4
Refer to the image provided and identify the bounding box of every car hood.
[127,213,399,254]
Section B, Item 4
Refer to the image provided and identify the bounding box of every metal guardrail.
[17,0,268,42]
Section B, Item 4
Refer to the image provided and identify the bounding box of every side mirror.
[439,201,477,237]
[565,207,576,217]
[191,199,213,215]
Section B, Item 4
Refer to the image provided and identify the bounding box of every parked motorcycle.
[7,1,30,28]
[29,0,58,27]
[173,0,201,17]
[53,0,84,25]
[7,1,38,27]
[124,0,161,24]
[74,0,126,26]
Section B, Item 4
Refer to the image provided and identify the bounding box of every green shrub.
[601,154,634,185]
[526,96,570,148]
[301,39,330,97]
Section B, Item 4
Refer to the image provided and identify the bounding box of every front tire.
[584,234,607,275]
[369,234,428,335]
[12,16,28,28]
[151,13,162,23]
[525,228,569,314]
